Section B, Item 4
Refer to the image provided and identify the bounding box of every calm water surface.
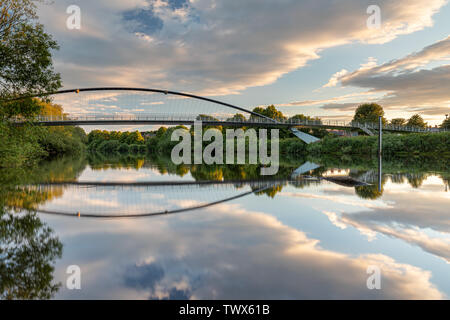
[1,155,449,299]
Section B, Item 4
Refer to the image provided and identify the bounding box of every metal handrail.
[11,114,448,133]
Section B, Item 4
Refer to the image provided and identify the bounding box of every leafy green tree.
[138,144,147,154]
[227,113,247,122]
[130,144,140,154]
[195,114,223,132]
[98,140,120,154]
[440,117,450,129]
[352,103,386,124]
[0,0,39,39]
[407,114,427,128]
[155,127,167,138]
[0,0,61,117]
[289,114,317,123]
[118,143,129,154]
[251,105,286,121]
[127,131,145,144]
[109,131,122,141]
[391,118,406,126]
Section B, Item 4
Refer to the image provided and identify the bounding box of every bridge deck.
[12,116,444,133]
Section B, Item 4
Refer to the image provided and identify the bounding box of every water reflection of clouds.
[49,202,444,299]
[79,167,193,183]
[285,176,450,264]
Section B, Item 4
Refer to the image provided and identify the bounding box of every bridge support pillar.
[290,128,321,144]
[378,116,383,156]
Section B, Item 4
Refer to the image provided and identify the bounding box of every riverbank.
[85,129,450,162]
[0,120,87,168]
[307,131,450,158]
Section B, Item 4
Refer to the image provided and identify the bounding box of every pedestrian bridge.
[9,87,445,143]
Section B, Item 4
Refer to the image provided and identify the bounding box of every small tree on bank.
[441,117,450,129]
[352,103,386,124]
[407,114,427,128]
[390,118,406,126]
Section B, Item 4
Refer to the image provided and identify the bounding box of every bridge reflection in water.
[17,160,375,219]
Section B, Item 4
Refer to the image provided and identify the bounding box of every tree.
[251,105,286,121]
[289,114,315,123]
[127,131,145,144]
[226,113,246,122]
[390,118,406,126]
[0,0,40,39]
[0,0,61,118]
[352,103,386,124]
[441,117,450,129]
[406,114,427,128]
[118,143,129,154]
[155,127,167,138]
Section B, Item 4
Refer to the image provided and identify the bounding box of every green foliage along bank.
[0,101,87,168]
[307,131,450,158]
[0,0,87,168]
[87,130,146,155]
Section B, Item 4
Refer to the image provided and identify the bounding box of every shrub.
[138,145,147,154]
[129,144,140,154]
[98,140,120,154]
[118,143,129,154]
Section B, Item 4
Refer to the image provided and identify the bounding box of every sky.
[36,0,450,128]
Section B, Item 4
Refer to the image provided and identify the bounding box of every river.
[1,154,449,299]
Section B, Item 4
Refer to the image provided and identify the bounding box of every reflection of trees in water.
[390,174,405,184]
[405,173,427,188]
[0,156,87,212]
[355,184,383,200]
[351,172,434,200]
[0,157,81,299]
[254,184,285,198]
[3,186,64,212]
[0,208,63,299]
[88,153,146,171]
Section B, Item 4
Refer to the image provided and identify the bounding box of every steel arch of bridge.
[10,87,277,123]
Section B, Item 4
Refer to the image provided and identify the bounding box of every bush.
[138,145,147,154]
[96,140,120,154]
[279,138,307,155]
[118,143,129,154]
[307,132,450,157]
[129,144,140,154]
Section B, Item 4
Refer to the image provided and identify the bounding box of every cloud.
[37,0,447,95]
[323,69,349,88]
[321,36,450,119]
[278,91,378,107]
[316,179,450,263]
[51,201,445,299]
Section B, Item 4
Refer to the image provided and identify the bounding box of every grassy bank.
[307,131,450,158]
[90,127,449,161]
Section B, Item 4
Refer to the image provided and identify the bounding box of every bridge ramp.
[290,128,321,144]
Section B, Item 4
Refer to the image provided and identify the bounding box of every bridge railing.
[11,114,448,133]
